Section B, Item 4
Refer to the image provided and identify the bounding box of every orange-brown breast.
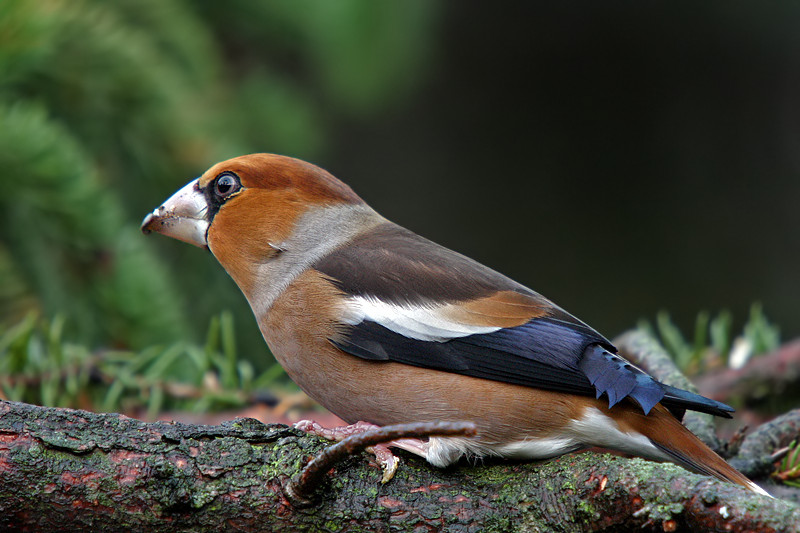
[260,269,599,444]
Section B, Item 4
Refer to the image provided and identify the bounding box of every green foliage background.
[0,0,440,362]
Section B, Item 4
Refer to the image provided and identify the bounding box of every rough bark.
[0,401,797,531]
[0,333,798,531]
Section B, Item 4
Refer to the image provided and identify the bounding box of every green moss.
[576,498,597,518]
[646,502,684,521]
[323,519,342,531]
[255,462,280,481]
[26,439,44,458]
[480,515,513,532]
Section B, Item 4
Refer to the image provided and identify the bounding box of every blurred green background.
[1,1,798,413]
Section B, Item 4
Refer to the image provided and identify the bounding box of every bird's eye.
[214,173,240,198]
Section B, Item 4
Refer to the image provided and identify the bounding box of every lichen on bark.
[0,399,798,532]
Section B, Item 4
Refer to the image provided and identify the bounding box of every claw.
[369,443,400,483]
[285,421,477,505]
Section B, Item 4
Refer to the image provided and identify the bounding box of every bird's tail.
[629,406,771,497]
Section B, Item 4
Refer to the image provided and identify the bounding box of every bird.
[142,153,768,496]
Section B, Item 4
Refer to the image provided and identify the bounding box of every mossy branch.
[0,401,796,531]
[1,331,799,531]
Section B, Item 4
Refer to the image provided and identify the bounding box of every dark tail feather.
[660,384,734,419]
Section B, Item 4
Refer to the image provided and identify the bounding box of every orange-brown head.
[142,154,376,310]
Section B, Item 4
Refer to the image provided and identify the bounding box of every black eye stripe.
[204,171,242,221]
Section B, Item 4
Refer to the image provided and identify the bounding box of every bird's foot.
[294,419,428,483]
[294,419,378,440]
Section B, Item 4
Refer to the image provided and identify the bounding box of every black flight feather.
[332,318,734,419]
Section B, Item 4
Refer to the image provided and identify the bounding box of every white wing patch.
[341,295,501,341]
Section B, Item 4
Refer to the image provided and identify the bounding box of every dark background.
[326,2,800,342]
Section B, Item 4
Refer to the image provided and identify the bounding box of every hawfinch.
[142,154,767,496]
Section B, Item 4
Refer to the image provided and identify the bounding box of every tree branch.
[1,398,798,532]
[694,338,800,407]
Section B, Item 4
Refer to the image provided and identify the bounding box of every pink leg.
[294,419,379,441]
[294,419,429,483]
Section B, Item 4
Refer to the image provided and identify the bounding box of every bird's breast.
[258,269,597,448]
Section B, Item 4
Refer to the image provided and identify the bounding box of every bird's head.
[141,154,368,298]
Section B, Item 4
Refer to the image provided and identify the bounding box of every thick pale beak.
[141,179,209,248]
